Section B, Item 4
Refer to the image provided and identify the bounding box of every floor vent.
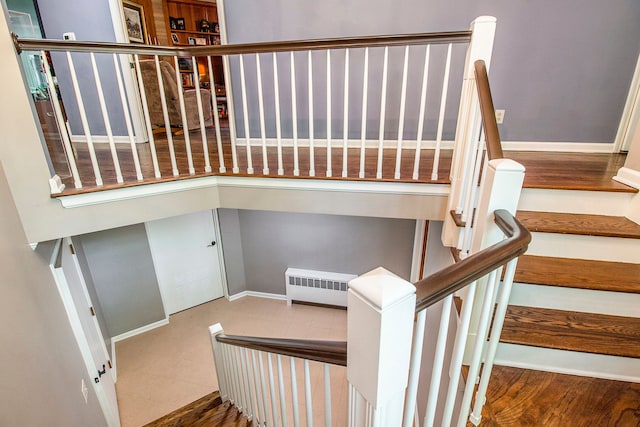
[285,268,357,307]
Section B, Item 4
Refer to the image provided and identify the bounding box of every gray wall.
[0,162,107,426]
[36,0,128,136]
[76,223,165,336]
[218,208,248,295]
[223,0,640,144]
[223,209,415,295]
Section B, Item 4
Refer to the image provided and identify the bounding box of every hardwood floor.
[477,366,640,427]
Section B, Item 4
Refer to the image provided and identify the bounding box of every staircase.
[143,392,251,427]
[492,155,640,382]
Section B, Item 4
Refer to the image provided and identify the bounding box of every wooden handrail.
[13,30,471,56]
[414,209,530,312]
[474,60,504,160]
[216,334,347,366]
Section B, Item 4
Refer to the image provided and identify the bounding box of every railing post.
[442,16,497,247]
[347,267,416,427]
[209,323,229,402]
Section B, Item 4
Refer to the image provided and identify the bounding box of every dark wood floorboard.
[515,255,640,294]
[517,211,640,238]
[500,306,640,358]
[476,366,640,427]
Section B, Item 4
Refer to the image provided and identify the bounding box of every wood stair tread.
[517,211,640,238]
[500,306,640,358]
[143,391,251,427]
[515,255,640,294]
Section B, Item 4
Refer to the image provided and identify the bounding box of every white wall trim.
[70,134,147,144]
[614,53,640,152]
[58,175,449,208]
[496,343,640,383]
[110,317,169,343]
[227,290,287,302]
[613,166,640,190]
[110,340,117,382]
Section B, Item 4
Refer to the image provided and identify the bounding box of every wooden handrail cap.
[349,267,416,309]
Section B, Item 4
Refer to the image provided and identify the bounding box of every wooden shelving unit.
[163,0,227,120]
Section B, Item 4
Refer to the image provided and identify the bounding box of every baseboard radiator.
[285,268,357,307]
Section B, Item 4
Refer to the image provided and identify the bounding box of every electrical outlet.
[81,379,88,404]
[495,109,505,124]
[63,32,76,41]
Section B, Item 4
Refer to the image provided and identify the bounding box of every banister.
[13,30,471,56]
[414,209,530,312]
[216,334,347,366]
[474,60,504,160]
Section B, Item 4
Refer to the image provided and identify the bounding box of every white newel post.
[442,15,497,247]
[463,158,525,360]
[209,323,229,402]
[347,267,416,427]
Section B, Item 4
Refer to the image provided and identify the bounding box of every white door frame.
[49,239,121,427]
[614,53,640,153]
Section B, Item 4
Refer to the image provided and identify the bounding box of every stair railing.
[209,212,530,426]
[13,16,496,194]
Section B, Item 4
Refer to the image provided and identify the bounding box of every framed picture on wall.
[122,0,147,44]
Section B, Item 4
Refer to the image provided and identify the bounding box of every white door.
[51,239,120,426]
[145,210,225,315]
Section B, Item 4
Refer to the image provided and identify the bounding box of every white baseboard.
[235,137,616,153]
[501,141,615,153]
[613,166,640,190]
[495,343,640,383]
[228,290,287,302]
[111,317,169,343]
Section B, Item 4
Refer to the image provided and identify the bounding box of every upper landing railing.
[13,16,496,201]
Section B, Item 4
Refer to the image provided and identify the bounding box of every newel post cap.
[349,267,416,309]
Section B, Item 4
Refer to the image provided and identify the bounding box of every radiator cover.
[285,268,357,307]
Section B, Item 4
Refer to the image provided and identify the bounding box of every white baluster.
[359,47,369,179]
[243,348,256,419]
[342,48,350,178]
[207,56,226,173]
[277,355,289,427]
[251,350,265,424]
[209,324,229,401]
[304,359,313,427]
[113,54,142,181]
[470,258,518,425]
[402,309,426,427]
[89,52,122,183]
[347,267,416,427]
[173,56,195,175]
[192,56,212,173]
[273,53,284,175]
[267,353,279,427]
[66,51,102,186]
[326,49,332,177]
[290,357,300,427]
[256,54,269,175]
[431,43,452,181]
[412,45,430,181]
[153,55,179,176]
[308,51,315,177]
[133,54,161,178]
[291,52,300,176]
[41,50,82,188]
[324,363,332,427]
[258,351,271,426]
[394,45,411,180]
[238,55,254,174]
[423,295,453,427]
[376,46,389,180]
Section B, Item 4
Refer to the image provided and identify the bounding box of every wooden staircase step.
[143,391,251,427]
[500,306,640,358]
[517,211,640,238]
[515,255,640,294]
